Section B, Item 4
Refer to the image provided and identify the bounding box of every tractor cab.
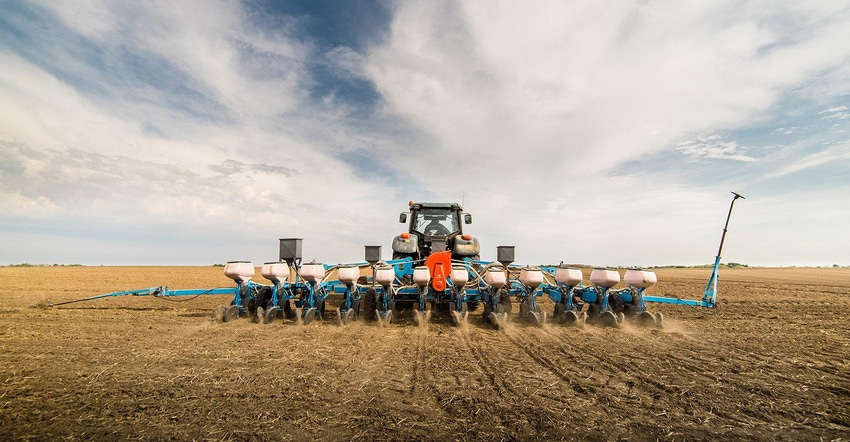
[412,206,460,237]
[392,202,480,261]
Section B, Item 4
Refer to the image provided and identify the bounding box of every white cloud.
[2,0,850,266]
[31,0,118,38]
[367,0,850,174]
[359,0,850,265]
[675,136,758,162]
[820,106,850,120]
[821,106,848,113]
[0,1,400,265]
[766,140,850,178]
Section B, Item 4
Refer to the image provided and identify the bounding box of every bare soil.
[0,266,848,441]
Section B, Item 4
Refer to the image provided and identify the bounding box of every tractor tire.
[586,302,601,324]
[245,297,258,316]
[350,298,361,319]
[363,289,377,322]
[607,292,624,313]
[256,286,273,310]
[554,303,566,323]
[622,303,638,318]
[499,289,513,314]
[519,300,529,318]
[466,301,480,311]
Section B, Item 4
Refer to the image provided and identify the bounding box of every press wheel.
[600,310,618,328]
[302,307,317,325]
[528,311,544,328]
[450,310,469,326]
[489,312,507,330]
[638,311,657,327]
[341,308,355,326]
[377,310,393,327]
[264,307,278,324]
[224,305,240,322]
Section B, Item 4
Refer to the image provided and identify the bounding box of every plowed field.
[1,266,848,441]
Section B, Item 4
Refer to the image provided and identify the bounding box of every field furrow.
[1,266,848,440]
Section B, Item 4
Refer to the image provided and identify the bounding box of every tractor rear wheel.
[519,300,529,318]
[245,297,257,316]
[499,289,513,314]
[363,289,377,321]
[256,286,273,310]
[553,303,566,323]
[350,298,360,319]
[586,303,601,324]
[607,292,624,313]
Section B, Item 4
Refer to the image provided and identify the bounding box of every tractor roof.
[410,202,462,211]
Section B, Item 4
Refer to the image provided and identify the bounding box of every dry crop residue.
[0,266,848,440]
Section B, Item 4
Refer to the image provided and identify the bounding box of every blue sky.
[1,0,849,267]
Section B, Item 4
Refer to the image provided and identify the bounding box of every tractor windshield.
[412,208,459,236]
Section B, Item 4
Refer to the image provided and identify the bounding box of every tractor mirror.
[464,213,473,224]
[399,213,407,223]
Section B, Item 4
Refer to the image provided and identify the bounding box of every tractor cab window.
[413,209,459,236]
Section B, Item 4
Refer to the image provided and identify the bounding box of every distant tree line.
[1,263,84,267]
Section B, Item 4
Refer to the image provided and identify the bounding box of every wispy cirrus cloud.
[819,105,849,120]
[675,136,758,162]
[209,160,298,178]
[766,140,850,178]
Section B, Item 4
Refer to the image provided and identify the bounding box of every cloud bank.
[1,0,849,267]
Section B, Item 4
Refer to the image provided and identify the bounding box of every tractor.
[375,202,483,324]
[50,193,745,330]
[391,202,480,262]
